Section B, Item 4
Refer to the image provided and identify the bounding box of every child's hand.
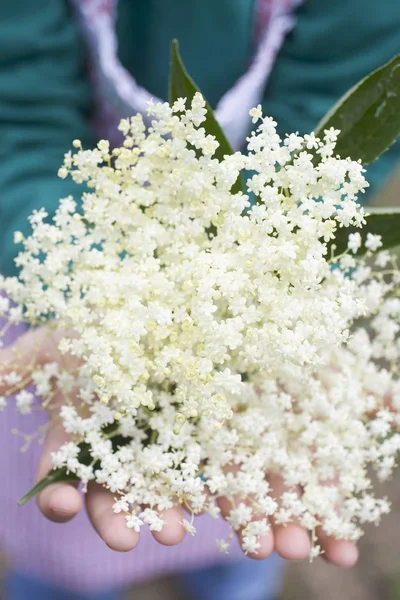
[0,326,359,565]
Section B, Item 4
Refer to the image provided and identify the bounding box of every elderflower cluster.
[1,94,399,558]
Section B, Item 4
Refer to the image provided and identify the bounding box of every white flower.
[13,231,24,244]
[365,233,383,252]
[249,104,263,123]
[141,508,165,532]
[309,544,322,561]
[126,513,143,532]
[4,372,22,386]
[347,232,362,253]
[374,251,391,269]
[15,390,34,414]
[227,503,253,530]
[216,539,230,554]
[172,98,187,113]
[0,297,10,314]
[182,519,197,535]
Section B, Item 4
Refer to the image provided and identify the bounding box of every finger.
[316,528,359,567]
[151,506,186,546]
[273,523,311,560]
[269,476,311,561]
[312,476,359,567]
[218,464,274,559]
[36,422,82,523]
[243,530,275,560]
[218,495,274,560]
[86,482,140,552]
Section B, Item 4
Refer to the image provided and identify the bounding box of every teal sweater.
[0,0,399,276]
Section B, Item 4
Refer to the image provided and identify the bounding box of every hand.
[0,326,359,565]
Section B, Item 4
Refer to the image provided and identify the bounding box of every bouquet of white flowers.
[1,43,400,559]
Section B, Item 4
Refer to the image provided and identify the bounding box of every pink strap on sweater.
[71,0,303,148]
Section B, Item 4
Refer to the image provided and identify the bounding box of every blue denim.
[180,554,284,600]
[4,572,118,600]
[4,554,284,600]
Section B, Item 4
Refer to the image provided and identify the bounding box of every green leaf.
[315,55,400,164]
[17,430,135,507]
[169,40,244,194]
[329,208,400,257]
[18,468,79,506]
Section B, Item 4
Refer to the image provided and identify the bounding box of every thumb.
[36,419,82,523]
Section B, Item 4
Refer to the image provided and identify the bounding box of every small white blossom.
[126,513,143,532]
[15,390,34,414]
[249,104,263,123]
[365,233,383,252]
[182,519,197,535]
[348,232,362,253]
[216,539,230,554]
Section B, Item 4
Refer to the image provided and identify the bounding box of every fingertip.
[38,484,82,523]
[274,524,311,561]
[152,509,186,546]
[102,522,140,552]
[322,540,359,567]
[152,526,186,547]
[85,483,140,552]
[245,531,275,560]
